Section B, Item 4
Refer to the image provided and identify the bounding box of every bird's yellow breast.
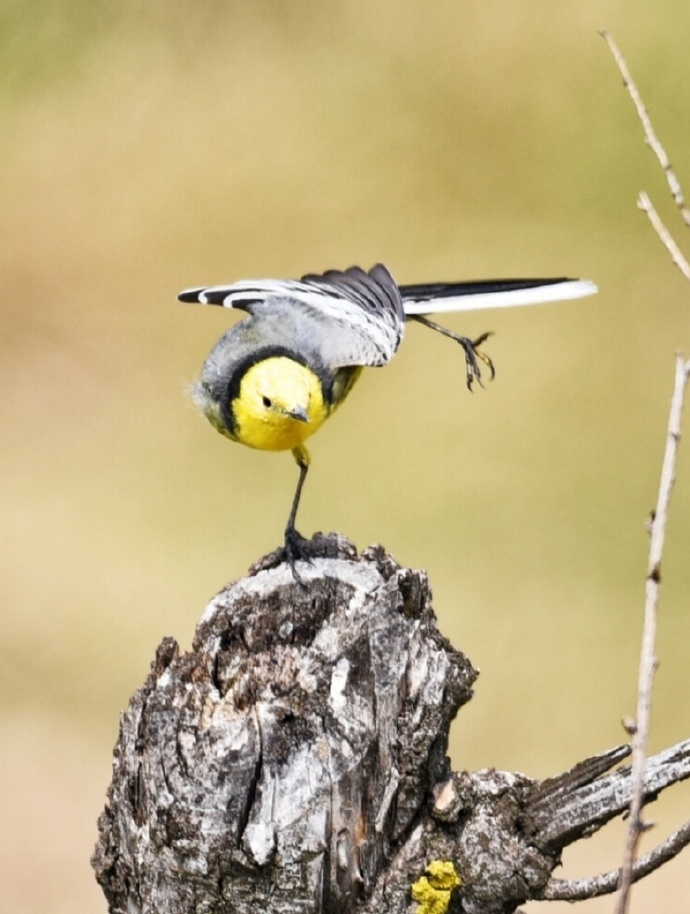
[231,357,330,453]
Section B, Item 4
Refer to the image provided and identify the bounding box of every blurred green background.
[2,1,689,911]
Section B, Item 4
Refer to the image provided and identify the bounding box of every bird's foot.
[411,315,495,389]
[282,526,313,585]
[247,530,311,582]
[249,532,358,582]
[449,331,495,390]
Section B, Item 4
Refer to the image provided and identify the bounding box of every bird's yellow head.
[230,356,329,453]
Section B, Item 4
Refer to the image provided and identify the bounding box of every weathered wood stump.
[92,535,690,914]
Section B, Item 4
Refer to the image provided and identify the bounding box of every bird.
[179,264,596,578]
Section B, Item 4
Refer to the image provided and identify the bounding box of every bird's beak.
[288,406,309,423]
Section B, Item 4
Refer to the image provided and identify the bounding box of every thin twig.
[599,29,690,227]
[637,192,690,282]
[599,30,690,912]
[615,354,690,914]
[544,819,690,901]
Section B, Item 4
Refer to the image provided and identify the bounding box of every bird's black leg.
[411,315,495,390]
[283,448,311,584]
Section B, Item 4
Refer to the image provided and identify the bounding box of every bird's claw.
[283,526,313,586]
[411,315,494,390]
[459,331,495,391]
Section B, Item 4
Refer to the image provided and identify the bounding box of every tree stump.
[92,535,690,914]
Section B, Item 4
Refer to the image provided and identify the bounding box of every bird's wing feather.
[179,264,405,367]
[179,270,598,365]
[401,278,597,314]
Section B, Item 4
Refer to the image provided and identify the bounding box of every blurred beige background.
[2,2,689,912]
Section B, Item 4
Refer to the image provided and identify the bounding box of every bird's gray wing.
[178,264,405,367]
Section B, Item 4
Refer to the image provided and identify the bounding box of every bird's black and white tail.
[400,277,597,315]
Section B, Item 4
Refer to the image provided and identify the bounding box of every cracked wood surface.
[93,537,477,913]
[92,536,690,914]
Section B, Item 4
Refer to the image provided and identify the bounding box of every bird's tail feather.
[401,278,597,315]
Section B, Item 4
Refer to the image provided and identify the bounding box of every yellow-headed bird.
[179,264,595,576]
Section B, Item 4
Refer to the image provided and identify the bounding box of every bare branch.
[528,738,690,848]
[616,354,690,914]
[637,192,690,281]
[544,819,690,901]
[599,29,690,227]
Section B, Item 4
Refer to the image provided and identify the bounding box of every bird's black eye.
[262,396,272,408]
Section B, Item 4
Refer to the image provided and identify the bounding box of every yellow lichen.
[410,860,461,914]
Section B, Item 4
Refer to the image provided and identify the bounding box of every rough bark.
[92,535,690,914]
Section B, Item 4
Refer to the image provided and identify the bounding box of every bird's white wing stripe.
[196,280,383,320]
[402,279,597,315]
[196,279,310,306]
[205,283,392,331]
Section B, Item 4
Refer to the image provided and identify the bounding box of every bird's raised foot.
[439,328,495,390]
[410,315,495,390]
[459,331,495,390]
